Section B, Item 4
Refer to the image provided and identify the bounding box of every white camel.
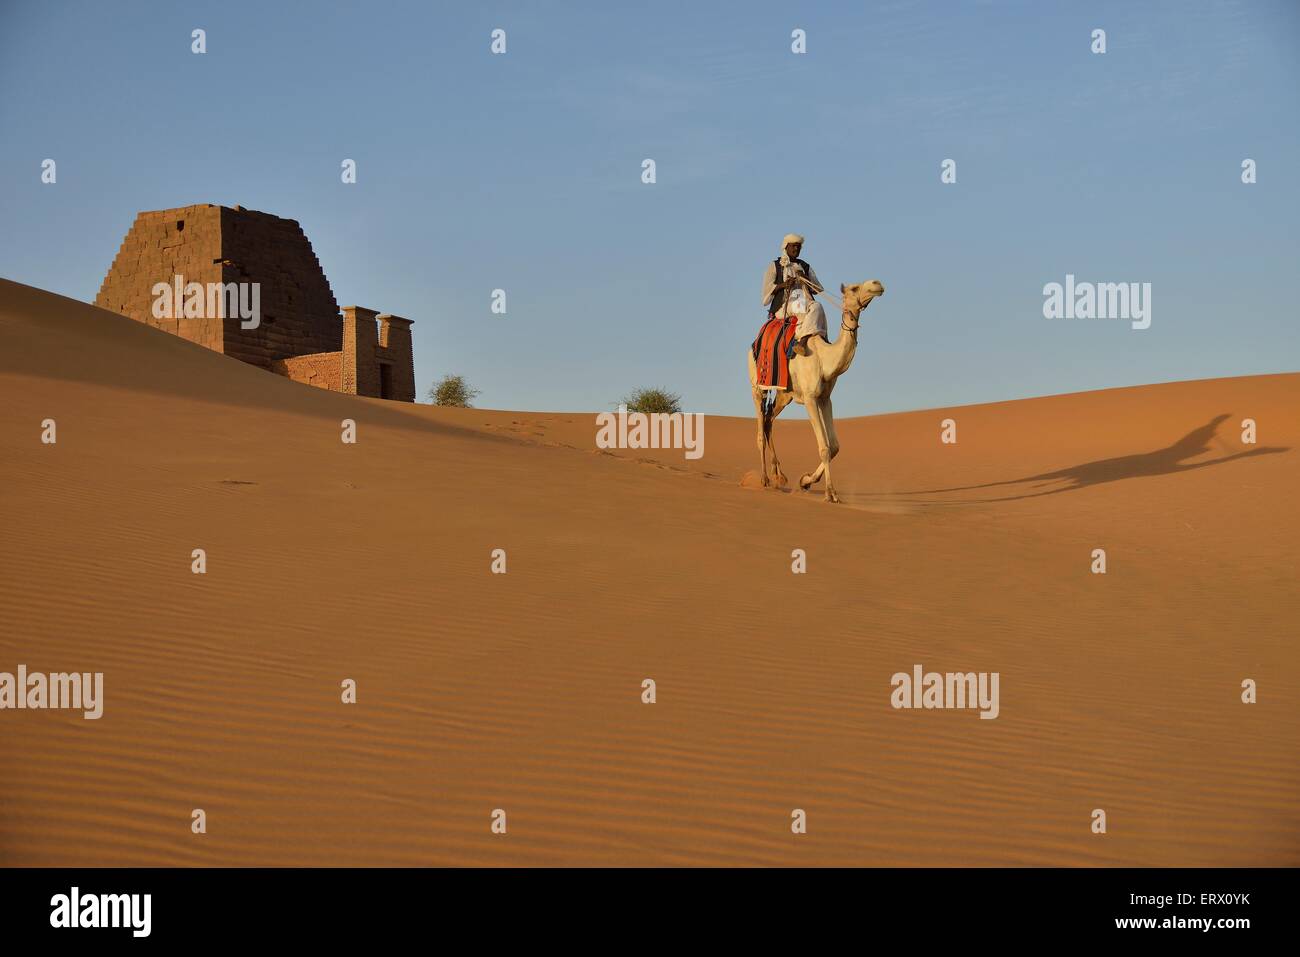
[746,280,885,502]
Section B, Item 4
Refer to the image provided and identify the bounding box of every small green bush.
[428,374,480,408]
[620,387,682,415]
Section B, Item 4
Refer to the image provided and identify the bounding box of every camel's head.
[840,280,885,317]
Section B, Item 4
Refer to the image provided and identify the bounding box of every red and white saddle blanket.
[751,315,798,391]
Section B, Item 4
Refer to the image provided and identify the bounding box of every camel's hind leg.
[751,386,772,485]
[751,388,793,487]
[749,346,793,488]
[766,391,793,487]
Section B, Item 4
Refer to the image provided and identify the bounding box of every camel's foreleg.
[820,397,840,503]
[799,397,831,499]
[799,398,840,502]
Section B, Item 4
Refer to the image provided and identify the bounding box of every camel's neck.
[823,309,861,379]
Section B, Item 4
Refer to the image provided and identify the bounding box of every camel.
[746,279,885,502]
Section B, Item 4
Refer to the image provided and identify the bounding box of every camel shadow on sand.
[889,413,1289,506]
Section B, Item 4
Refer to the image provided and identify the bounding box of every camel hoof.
[774,472,788,488]
[825,490,841,504]
[798,474,814,491]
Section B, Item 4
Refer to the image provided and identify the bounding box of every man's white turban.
[782,233,805,247]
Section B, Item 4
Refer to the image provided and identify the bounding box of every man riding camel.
[761,233,826,356]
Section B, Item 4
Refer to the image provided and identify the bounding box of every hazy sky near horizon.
[1,0,1297,416]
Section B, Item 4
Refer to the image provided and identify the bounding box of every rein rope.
[790,274,858,335]
[792,273,844,309]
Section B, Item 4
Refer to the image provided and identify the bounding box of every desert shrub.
[428,374,480,408]
[620,387,682,414]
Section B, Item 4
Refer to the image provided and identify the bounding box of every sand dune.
[0,277,1296,866]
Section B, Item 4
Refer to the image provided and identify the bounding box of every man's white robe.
[761,256,827,341]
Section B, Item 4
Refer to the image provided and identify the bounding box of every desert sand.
[0,277,1296,866]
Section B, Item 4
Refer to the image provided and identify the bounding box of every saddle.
[751,315,798,391]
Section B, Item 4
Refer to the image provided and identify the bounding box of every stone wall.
[270,352,342,392]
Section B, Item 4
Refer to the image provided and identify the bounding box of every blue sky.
[1,0,1297,416]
